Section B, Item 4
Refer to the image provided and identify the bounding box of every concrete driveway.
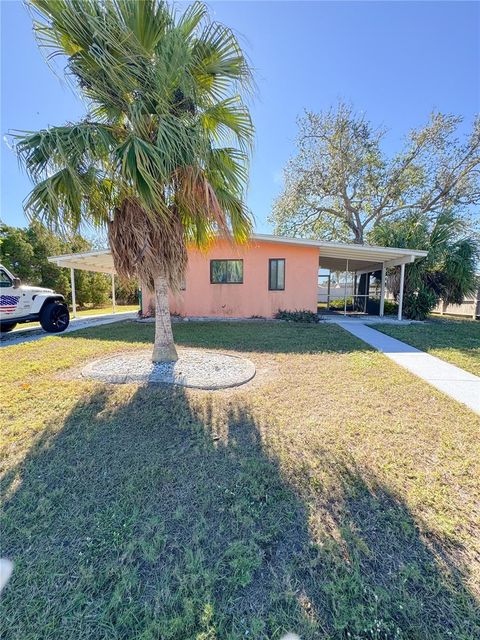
[0,311,137,346]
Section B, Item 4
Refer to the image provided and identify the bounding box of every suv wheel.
[0,321,17,333]
[40,302,70,333]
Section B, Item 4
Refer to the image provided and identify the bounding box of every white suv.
[0,264,70,333]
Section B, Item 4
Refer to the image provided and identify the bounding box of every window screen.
[269,259,285,290]
[210,260,244,284]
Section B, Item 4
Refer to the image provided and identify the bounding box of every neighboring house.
[48,234,427,320]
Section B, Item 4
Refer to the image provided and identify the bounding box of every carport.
[48,250,116,318]
[252,235,428,320]
[315,240,428,319]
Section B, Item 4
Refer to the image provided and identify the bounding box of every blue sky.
[1,1,479,234]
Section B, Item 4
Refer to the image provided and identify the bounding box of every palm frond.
[19,0,255,282]
[23,166,110,232]
[115,0,171,52]
[205,147,249,196]
[115,135,172,217]
[176,1,207,39]
[15,122,117,180]
[190,22,253,100]
[200,98,254,150]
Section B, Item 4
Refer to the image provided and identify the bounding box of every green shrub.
[328,298,399,315]
[329,297,353,310]
[404,287,437,320]
[275,309,320,323]
[383,299,399,315]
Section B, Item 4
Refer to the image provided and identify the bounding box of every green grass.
[11,304,139,331]
[1,321,479,639]
[370,317,480,376]
[71,304,139,316]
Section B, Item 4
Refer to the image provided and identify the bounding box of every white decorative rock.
[82,348,256,389]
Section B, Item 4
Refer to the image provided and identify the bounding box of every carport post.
[398,263,405,321]
[70,268,77,318]
[111,273,116,314]
[344,259,349,316]
[353,273,357,311]
[379,264,386,317]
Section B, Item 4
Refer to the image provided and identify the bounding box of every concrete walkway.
[319,314,418,325]
[1,311,137,346]
[338,322,480,415]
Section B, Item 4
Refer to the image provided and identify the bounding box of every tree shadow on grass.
[65,319,374,355]
[297,461,480,638]
[2,386,479,639]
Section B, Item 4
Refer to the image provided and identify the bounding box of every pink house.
[141,235,319,318]
[48,234,428,320]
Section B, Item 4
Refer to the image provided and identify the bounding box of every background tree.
[271,102,480,244]
[15,0,253,362]
[114,278,139,305]
[370,210,479,320]
[0,224,36,281]
[0,222,113,308]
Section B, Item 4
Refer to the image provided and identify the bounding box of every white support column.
[70,267,77,318]
[344,259,349,317]
[353,272,357,312]
[379,263,386,317]
[398,262,405,321]
[111,273,116,314]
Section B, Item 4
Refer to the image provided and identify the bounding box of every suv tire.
[40,301,70,333]
[0,322,17,333]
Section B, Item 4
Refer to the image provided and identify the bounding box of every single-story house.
[48,234,428,320]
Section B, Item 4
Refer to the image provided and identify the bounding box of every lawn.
[1,321,479,639]
[70,304,139,317]
[369,318,480,376]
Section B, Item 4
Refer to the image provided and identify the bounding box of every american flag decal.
[0,295,20,314]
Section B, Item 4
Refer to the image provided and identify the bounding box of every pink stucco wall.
[142,238,319,318]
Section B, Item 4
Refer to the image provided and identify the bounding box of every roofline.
[251,234,428,257]
[48,233,428,264]
[48,249,111,262]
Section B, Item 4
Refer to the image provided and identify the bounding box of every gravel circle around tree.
[81,348,256,389]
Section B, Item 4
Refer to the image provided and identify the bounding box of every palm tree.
[15,0,254,361]
[371,210,479,319]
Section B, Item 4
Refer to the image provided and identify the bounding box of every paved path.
[339,322,480,415]
[1,311,137,346]
[320,314,418,325]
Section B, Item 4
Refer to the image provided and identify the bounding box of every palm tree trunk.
[152,271,178,363]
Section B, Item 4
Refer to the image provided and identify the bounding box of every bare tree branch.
[270,103,480,243]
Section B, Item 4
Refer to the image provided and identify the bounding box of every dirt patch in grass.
[1,321,479,639]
